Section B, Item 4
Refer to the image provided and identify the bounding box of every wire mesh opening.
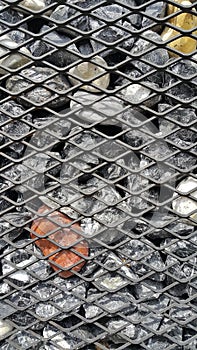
[0,0,197,349]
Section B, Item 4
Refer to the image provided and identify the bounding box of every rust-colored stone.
[31,205,89,278]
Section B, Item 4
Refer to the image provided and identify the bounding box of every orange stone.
[31,205,89,278]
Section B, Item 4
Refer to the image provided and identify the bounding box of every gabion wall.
[0,0,197,349]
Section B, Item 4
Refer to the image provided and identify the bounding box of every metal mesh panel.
[0,0,197,349]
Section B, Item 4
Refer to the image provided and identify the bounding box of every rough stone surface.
[70,91,124,125]
[6,66,70,108]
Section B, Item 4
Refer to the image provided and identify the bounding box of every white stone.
[175,176,197,197]
[20,0,45,11]
[124,84,151,103]
[0,320,13,338]
[70,91,123,125]
[120,82,161,107]
[172,176,197,221]
[69,56,109,92]
[43,328,71,350]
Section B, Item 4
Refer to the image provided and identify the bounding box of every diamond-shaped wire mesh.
[0,0,197,349]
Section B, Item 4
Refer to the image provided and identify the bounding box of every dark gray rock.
[0,301,16,319]
[167,152,197,171]
[9,331,42,349]
[8,290,43,329]
[142,2,166,32]
[146,335,181,350]
[134,279,164,300]
[90,4,136,55]
[158,103,197,126]
[162,236,197,258]
[32,277,86,322]
[122,0,142,28]
[98,162,125,182]
[0,212,30,250]
[129,30,169,85]
[50,5,90,36]
[167,219,195,237]
[2,240,36,286]
[165,60,197,107]
[165,255,196,296]
[170,305,197,328]
[167,129,197,149]
[80,247,107,275]
[109,320,140,343]
[0,4,25,28]
[183,329,197,350]
[166,82,197,107]
[0,101,32,155]
[29,25,79,68]
[6,66,70,108]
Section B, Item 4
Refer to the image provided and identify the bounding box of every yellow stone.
[161,0,197,57]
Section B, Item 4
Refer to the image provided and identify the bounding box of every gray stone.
[142,2,166,32]
[0,100,32,154]
[43,325,80,350]
[167,152,197,171]
[162,237,197,258]
[90,4,136,54]
[0,47,30,75]
[135,279,164,300]
[0,301,16,318]
[30,25,79,67]
[0,4,25,28]
[11,331,42,349]
[158,103,197,126]
[119,82,161,107]
[70,91,124,125]
[143,140,176,161]
[32,277,86,321]
[6,66,70,108]
[7,290,43,329]
[0,212,31,250]
[166,255,196,296]
[2,241,36,285]
[31,114,71,148]
[172,176,197,221]
[164,60,197,107]
[50,5,89,36]
[129,30,169,84]
[122,0,142,28]
[86,207,128,244]
[92,253,137,291]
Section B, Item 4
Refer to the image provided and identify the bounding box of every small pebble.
[172,176,197,221]
[20,0,46,11]
[0,320,13,339]
[69,56,109,92]
[120,82,161,107]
